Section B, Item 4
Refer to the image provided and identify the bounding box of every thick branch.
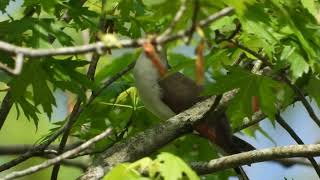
[191,144,320,175]
[79,89,267,179]
[80,97,216,179]
[125,158,314,175]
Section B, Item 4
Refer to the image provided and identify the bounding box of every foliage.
[104,152,199,180]
[1,0,320,179]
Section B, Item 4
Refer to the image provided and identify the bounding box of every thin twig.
[0,143,81,155]
[157,0,187,40]
[226,20,241,40]
[226,40,320,129]
[233,111,266,132]
[0,7,237,58]
[0,91,13,130]
[88,61,136,105]
[157,7,235,44]
[276,114,320,177]
[0,124,66,172]
[186,0,200,44]
[228,40,271,66]
[282,77,320,127]
[0,149,88,171]
[0,52,24,76]
[50,1,110,178]
[2,128,112,180]
[198,7,234,28]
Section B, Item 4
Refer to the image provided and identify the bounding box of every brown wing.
[159,72,254,155]
[158,72,204,113]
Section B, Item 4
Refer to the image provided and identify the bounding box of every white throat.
[133,53,175,120]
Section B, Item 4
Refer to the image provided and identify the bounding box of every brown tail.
[193,112,254,180]
[231,135,255,153]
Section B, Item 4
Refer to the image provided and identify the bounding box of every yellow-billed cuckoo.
[133,42,253,179]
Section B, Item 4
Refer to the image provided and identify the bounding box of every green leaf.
[104,164,145,180]
[15,98,40,128]
[258,77,279,119]
[104,152,199,180]
[115,87,138,107]
[10,61,56,119]
[286,50,310,82]
[227,0,279,45]
[161,134,219,162]
[95,51,140,83]
[226,80,255,126]
[0,18,74,47]
[48,58,95,90]
[23,0,60,13]
[300,0,318,19]
[155,152,199,180]
[204,67,252,94]
[167,53,194,76]
[0,0,10,13]
[204,67,282,126]
[32,62,56,117]
[306,76,320,108]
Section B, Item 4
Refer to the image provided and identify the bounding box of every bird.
[132,42,253,179]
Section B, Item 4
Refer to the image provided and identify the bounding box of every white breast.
[133,54,176,120]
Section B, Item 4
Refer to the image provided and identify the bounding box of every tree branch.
[156,7,234,44]
[276,114,320,177]
[0,143,81,155]
[186,0,200,44]
[51,1,110,177]
[0,7,234,58]
[0,6,235,176]
[0,144,87,171]
[0,52,24,76]
[282,77,320,127]
[79,89,268,180]
[157,0,187,39]
[0,123,66,172]
[226,40,320,128]
[80,97,216,180]
[1,128,112,180]
[88,60,136,105]
[0,59,134,172]
[79,86,307,179]
[191,144,320,175]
